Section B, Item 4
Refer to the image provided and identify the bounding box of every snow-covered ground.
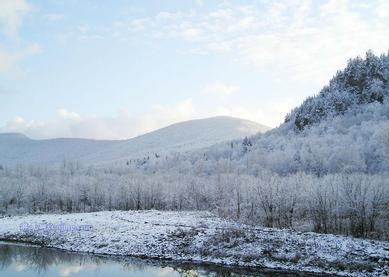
[0,210,387,277]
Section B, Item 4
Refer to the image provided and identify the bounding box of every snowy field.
[0,210,388,277]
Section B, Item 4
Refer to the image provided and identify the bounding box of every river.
[0,242,331,277]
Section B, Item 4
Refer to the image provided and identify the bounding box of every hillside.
[124,52,389,239]
[286,50,389,131]
[0,116,269,166]
[167,51,389,176]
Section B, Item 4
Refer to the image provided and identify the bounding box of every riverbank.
[0,210,387,276]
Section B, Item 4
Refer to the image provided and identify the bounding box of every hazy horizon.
[0,115,270,140]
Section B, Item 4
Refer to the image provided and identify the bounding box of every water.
[0,242,327,277]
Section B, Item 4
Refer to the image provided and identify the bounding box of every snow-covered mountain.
[135,52,389,177]
[167,51,389,176]
[0,116,269,166]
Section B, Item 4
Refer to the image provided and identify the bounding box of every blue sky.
[1,0,389,139]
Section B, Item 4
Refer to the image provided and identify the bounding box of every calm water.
[0,242,328,277]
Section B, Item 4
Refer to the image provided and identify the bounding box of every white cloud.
[14,263,26,272]
[203,81,238,96]
[58,264,97,277]
[213,96,297,128]
[1,99,196,140]
[0,0,41,74]
[0,43,41,73]
[0,0,31,37]
[112,0,389,87]
[57,108,81,120]
[59,265,84,277]
[374,0,389,18]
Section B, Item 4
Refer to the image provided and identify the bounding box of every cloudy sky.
[1,0,389,139]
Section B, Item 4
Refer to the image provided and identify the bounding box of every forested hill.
[286,51,389,131]
[139,51,389,177]
[218,51,389,176]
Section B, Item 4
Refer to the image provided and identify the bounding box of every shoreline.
[0,240,334,277]
[0,210,387,277]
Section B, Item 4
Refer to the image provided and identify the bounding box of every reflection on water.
[0,242,326,277]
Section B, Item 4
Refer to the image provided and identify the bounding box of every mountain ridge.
[0,116,269,166]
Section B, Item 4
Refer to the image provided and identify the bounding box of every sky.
[1,0,389,139]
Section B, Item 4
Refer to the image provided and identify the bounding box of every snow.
[0,211,388,277]
[0,116,268,166]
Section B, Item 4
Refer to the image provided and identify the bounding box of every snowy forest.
[1,51,389,240]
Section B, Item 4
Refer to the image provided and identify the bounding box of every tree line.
[0,163,388,239]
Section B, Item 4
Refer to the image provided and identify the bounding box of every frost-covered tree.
[290,51,389,131]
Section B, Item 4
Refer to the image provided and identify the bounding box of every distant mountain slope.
[82,116,269,164]
[0,116,269,166]
[0,133,117,166]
